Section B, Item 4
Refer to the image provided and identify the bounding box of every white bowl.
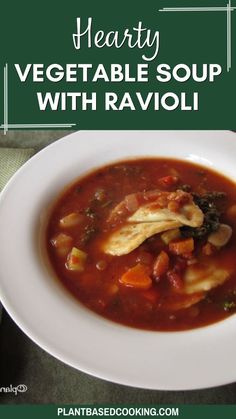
[0,130,236,390]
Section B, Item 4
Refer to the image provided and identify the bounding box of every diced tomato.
[107,201,128,223]
[169,238,194,256]
[153,251,169,280]
[119,264,152,290]
[167,271,184,293]
[158,176,179,188]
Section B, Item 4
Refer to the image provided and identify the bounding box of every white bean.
[208,224,232,247]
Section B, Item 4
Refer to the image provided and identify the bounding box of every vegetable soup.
[46,158,236,331]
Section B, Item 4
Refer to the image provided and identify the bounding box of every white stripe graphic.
[0,124,76,128]
[227,0,232,71]
[1,63,76,133]
[159,2,235,72]
[160,7,236,12]
[3,64,8,135]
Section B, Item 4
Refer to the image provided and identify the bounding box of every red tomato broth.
[46,158,236,331]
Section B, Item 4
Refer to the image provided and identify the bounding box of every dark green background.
[1,405,236,419]
[0,0,235,129]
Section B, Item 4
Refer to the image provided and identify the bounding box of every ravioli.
[129,201,203,227]
[184,263,230,294]
[160,293,205,311]
[104,190,204,255]
[103,221,181,256]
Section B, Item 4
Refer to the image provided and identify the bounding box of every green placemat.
[0,147,35,191]
[0,147,35,320]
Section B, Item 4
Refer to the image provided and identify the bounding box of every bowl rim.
[0,130,236,391]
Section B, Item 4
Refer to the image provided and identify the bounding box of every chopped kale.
[179,184,191,192]
[84,207,96,219]
[81,226,98,244]
[181,191,226,239]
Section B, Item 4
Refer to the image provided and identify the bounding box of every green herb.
[181,191,226,239]
[223,301,236,312]
[179,184,191,192]
[94,189,106,202]
[81,226,98,244]
[101,200,113,208]
[84,207,96,219]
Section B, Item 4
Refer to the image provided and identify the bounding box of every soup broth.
[46,158,236,331]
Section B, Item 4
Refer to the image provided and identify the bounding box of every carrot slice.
[119,264,152,290]
[169,238,194,255]
[153,251,169,279]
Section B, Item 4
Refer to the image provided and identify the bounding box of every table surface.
[0,130,236,404]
